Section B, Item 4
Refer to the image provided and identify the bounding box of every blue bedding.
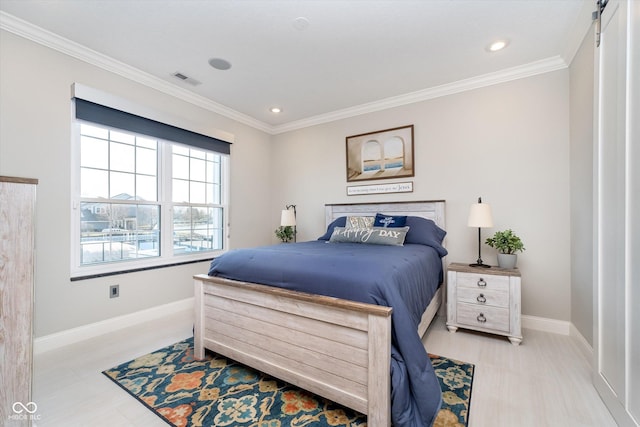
[207,218,447,427]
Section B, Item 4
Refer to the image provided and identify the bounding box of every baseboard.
[34,297,194,354]
[569,322,594,365]
[521,314,571,335]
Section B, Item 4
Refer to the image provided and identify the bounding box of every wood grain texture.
[194,201,447,426]
[0,179,36,426]
[447,263,523,345]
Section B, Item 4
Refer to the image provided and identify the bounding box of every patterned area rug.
[103,338,473,427]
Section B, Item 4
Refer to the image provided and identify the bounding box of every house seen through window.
[73,119,228,278]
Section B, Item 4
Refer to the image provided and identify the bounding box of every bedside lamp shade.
[280,209,296,227]
[467,202,494,228]
[468,197,493,268]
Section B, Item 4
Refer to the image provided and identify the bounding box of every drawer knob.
[477,313,487,323]
[477,278,487,287]
[477,294,486,303]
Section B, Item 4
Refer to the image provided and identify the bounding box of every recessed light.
[208,58,232,70]
[487,40,508,52]
[293,17,310,31]
[270,107,282,113]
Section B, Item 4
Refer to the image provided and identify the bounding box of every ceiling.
[0,0,591,133]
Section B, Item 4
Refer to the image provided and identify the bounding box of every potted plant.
[275,225,295,243]
[485,229,525,269]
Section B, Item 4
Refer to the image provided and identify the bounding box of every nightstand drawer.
[457,287,509,308]
[456,303,510,332]
[456,272,509,292]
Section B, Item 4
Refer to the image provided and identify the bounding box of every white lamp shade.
[280,209,296,226]
[468,203,494,228]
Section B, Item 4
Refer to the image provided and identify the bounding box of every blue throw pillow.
[317,216,347,240]
[374,213,407,228]
[404,216,448,257]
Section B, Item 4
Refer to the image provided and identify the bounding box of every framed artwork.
[345,125,414,182]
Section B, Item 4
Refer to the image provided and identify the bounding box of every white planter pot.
[497,253,517,269]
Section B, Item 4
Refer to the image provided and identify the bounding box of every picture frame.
[345,125,415,182]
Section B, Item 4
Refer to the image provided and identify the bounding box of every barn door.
[592,0,639,425]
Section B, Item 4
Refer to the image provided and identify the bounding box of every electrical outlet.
[110,284,119,298]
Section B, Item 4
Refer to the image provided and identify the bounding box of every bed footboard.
[194,274,393,426]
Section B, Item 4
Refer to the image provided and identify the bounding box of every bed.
[193,200,447,427]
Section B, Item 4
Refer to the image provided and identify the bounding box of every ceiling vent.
[172,72,201,86]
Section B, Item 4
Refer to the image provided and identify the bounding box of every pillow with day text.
[329,226,409,246]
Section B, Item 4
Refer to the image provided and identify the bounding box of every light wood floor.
[32,312,617,427]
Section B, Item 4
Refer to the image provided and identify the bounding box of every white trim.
[0,11,270,134]
[570,322,594,366]
[521,314,571,335]
[33,297,194,354]
[2,11,568,136]
[272,56,568,134]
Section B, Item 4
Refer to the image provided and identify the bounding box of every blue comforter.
[208,229,447,426]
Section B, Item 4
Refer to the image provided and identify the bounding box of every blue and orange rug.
[103,338,473,427]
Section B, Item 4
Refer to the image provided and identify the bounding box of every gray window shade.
[74,98,231,155]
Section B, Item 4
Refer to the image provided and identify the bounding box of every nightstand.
[446,262,522,345]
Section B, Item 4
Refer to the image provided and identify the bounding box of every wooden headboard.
[325,200,446,230]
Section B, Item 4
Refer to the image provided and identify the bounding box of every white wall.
[271,70,572,321]
[0,30,274,337]
[1,25,576,333]
[569,24,595,345]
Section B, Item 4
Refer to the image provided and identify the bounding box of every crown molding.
[0,11,273,134]
[2,11,569,136]
[271,55,568,134]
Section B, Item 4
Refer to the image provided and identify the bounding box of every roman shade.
[74,98,231,154]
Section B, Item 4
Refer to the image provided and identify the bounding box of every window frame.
[70,117,230,280]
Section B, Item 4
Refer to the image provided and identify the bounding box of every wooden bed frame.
[194,200,446,427]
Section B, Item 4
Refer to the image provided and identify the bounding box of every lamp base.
[469,262,491,268]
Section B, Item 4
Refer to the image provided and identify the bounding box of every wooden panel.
[203,333,369,414]
[325,200,445,228]
[457,287,509,308]
[367,313,391,426]
[456,303,510,333]
[204,306,369,382]
[203,293,368,349]
[199,275,390,320]
[204,299,368,363]
[456,272,510,291]
[0,179,36,426]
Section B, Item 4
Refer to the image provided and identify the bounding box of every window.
[71,98,230,279]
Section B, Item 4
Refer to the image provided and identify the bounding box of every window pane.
[136,146,157,175]
[80,123,108,139]
[173,153,189,180]
[190,149,206,160]
[81,168,108,198]
[173,179,189,203]
[190,157,206,181]
[173,206,222,254]
[173,145,189,156]
[137,174,157,201]
[81,136,108,169]
[110,142,135,173]
[190,181,206,204]
[110,130,135,145]
[137,137,157,149]
[110,171,135,198]
[79,202,160,265]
